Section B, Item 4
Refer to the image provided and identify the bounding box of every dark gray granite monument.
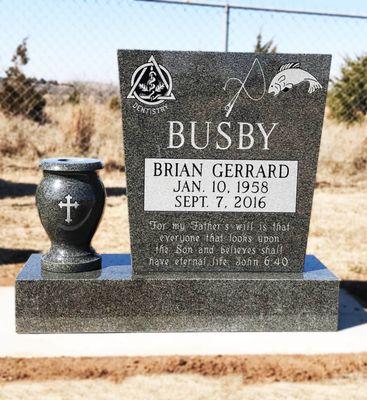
[118,51,331,274]
[15,50,339,333]
[16,254,338,332]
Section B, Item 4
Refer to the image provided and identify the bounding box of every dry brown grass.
[308,186,367,279]
[0,100,366,186]
[68,102,95,154]
[318,114,367,186]
[0,130,27,157]
[0,99,124,172]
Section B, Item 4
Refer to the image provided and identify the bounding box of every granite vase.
[36,157,105,273]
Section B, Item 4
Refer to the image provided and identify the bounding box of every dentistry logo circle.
[127,55,175,106]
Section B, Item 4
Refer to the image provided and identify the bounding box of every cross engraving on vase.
[58,194,79,224]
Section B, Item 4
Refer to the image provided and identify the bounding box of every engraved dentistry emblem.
[127,55,176,106]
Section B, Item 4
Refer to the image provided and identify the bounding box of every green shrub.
[328,55,367,124]
[0,38,47,123]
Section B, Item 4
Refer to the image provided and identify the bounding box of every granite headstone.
[15,50,339,333]
[118,50,331,273]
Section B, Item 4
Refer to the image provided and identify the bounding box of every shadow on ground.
[0,179,37,199]
[0,179,126,198]
[341,281,367,307]
[0,248,39,265]
[106,187,126,196]
[338,287,367,330]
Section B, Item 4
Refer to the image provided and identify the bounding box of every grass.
[318,110,367,186]
[0,99,124,172]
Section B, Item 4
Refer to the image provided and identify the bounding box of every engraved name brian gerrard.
[144,158,298,213]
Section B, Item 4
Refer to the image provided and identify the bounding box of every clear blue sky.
[1,0,367,84]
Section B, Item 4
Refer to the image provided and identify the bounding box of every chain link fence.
[1,0,367,176]
[2,1,367,80]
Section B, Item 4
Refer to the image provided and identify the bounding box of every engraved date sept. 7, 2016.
[174,179,269,209]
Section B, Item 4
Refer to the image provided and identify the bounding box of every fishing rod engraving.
[223,58,266,118]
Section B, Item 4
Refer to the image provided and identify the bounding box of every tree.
[0,38,47,123]
[328,55,367,124]
[254,33,277,54]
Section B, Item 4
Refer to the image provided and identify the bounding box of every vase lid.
[40,157,104,172]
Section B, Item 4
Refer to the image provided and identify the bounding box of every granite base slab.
[16,254,339,333]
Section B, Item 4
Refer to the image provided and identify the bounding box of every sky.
[1,0,367,84]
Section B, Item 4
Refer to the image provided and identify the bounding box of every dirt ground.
[2,354,367,383]
[1,355,367,398]
[1,375,367,400]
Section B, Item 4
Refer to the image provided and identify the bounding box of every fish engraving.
[268,62,322,96]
